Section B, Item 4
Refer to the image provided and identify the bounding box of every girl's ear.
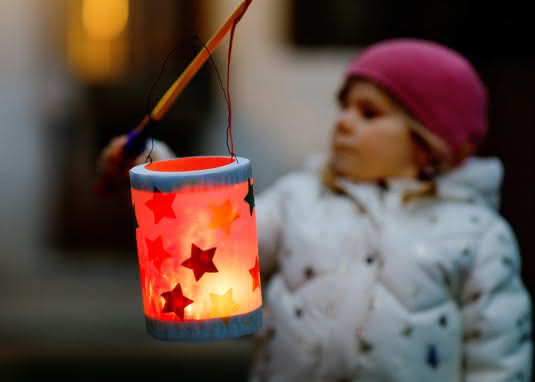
[411,132,434,169]
[410,131,441,181]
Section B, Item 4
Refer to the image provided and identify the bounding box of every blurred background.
[0,0,534,380]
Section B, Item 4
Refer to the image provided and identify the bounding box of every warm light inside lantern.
[145,157,235,172]
[130,156,261,341]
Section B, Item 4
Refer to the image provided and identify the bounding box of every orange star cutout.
[208,288,240,324]
[249,258,261,292]
[145,189,176,224]
[161,282,193,320]
[209,199,240,235]
[146,236,173,270]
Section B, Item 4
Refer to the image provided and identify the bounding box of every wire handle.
[123,0,253,160]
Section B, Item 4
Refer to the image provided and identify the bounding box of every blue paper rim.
[129,156,252,193]
[145,306,263,342]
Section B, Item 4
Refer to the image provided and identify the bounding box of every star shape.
[182,243,218,281]
[145,236,174,270]
[249,257,261,292]
[209,199,240,235]
[208,288,240,323]
[145,188,176,224]
[161,282,193,320]
[243,178,255,216]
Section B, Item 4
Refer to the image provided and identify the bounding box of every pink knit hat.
[345,38,487,163]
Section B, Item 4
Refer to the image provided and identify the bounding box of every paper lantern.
[129,156,262,341]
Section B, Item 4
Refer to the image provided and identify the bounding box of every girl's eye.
[361,105,381,119]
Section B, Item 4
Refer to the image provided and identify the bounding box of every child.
[248,38,532,382]
[97,38,532,381]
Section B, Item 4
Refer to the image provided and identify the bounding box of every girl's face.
[330,79,419,181]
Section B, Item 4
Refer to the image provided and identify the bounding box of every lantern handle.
[124,0,253,159]
[96,0,253,196]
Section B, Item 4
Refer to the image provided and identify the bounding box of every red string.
[226,20,238,159]
[226,0,252,160]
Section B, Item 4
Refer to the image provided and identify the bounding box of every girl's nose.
[335,108,357,135]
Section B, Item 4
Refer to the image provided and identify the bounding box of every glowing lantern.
[129,156,262,341]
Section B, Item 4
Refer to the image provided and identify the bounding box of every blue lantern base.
[145,307,263,342]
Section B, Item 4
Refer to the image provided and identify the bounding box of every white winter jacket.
[249,156,532,382]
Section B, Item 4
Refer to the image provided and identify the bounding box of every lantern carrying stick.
[123,0,253,158]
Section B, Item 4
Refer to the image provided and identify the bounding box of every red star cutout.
[182,243,219,281]
[145,190,176,224]
[249,257,261,292]
[161,283,193,320]
[145,236,173,270]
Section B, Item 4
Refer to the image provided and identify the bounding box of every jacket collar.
[306,154,504,213]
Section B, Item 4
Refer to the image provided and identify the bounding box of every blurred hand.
[96,135,145,196]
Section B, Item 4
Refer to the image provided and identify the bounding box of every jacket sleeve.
[255,176,292,278]
[461,218,532,381]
